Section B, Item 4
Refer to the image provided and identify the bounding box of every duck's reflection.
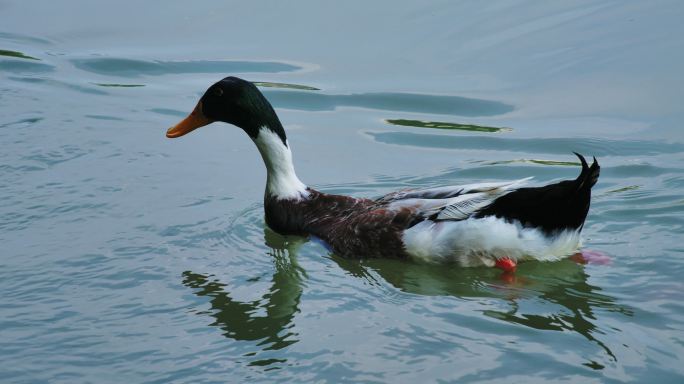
[333,255,631,367]
[183,228,629,368]
[481,262,629,365]
[182,230,307,351]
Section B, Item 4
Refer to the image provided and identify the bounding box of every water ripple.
[0,31,53,45]
[368,131,684,156]
[22,144,92,167]
[0,59,54,73]
[71,57,302,77]
[2,7,684,380]
[265,90,514,116]
[8,76,107,95]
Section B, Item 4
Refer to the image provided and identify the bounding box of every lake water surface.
[2,1,684,382]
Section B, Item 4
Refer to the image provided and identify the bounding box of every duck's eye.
[211,87,223,97]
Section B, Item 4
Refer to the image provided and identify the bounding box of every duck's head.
[166,76,286,144]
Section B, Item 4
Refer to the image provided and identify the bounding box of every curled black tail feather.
[588,156,600,188]
[574,152,589,170]
[574,152,600,191]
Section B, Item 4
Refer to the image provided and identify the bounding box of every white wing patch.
[386,177,532,221]
[434,192,495,220]
[380,178,532,202]
[458,177,532,194]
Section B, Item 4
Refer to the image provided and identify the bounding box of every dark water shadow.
[263,90,513,116]
[71,58,301,77]
[182,229,306,366]
[369,131,684,156]
[0,60,54,73]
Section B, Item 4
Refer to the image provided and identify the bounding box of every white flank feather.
[402,216,581,267]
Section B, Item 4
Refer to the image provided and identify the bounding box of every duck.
[166,76,600,272]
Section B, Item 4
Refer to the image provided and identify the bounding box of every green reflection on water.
[184,224,632,370]
[480,261,630,366]
[605,185,640,194]
[335,253,632,368]
[182,229,306,366]
[386,119,512,133]
[478,159,581,166]
[92,83,145,88]
[253,81,319,91]
[0,49,39,60]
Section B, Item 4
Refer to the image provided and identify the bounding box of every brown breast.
[264,188,423,259]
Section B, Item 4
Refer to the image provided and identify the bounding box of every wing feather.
[377,178,532,202]
[383,177,533,221]
[434,193,495,220]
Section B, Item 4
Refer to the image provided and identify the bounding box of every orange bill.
[166,101,212,138]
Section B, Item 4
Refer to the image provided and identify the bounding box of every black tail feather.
[475,153,600,234]
[589,156,600,188]
[574,152,589,171]
[574,152,600,191]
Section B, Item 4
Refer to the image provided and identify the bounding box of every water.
[1,1,683,382]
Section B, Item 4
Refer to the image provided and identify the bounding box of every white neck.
[252,127,309,200]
